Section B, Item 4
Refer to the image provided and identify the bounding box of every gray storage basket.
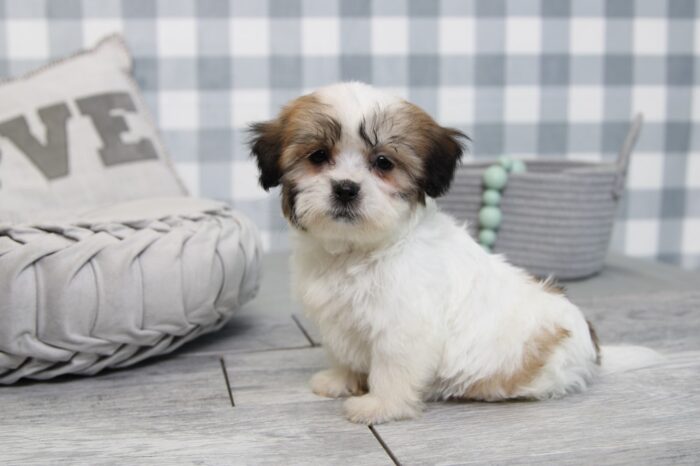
[438,115,643,280]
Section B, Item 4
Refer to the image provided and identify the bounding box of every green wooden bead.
[479,206,502,230]
[498,156,513,171]
[482,189,501,206]
[479,229,497,246]
[483,165,508,189]
[510,159,526,173]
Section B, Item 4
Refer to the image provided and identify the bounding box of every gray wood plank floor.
[373,351,700,465]
[177,255,311,356]
[1,355,238,464]
[0,350,390,465]
[578,291,700,352]
[177,301,311,356]
[2,252,699,465]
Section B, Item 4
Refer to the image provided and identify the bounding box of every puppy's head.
[249,82,466,244]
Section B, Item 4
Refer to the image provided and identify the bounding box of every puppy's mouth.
[330,206,360,222]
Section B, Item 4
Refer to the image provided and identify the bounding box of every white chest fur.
[292,247,389,372]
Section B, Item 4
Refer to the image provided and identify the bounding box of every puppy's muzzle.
[332,179,360,205]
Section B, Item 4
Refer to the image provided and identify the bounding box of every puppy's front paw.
[310,369,366,398]
[343,394,420,425]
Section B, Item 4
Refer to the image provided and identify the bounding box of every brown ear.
[421,127,467,198]
[248,120,283,191]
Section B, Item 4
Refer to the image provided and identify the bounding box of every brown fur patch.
[358,106,426,204]
[463,326,571,401]
[249,119,284,190]
[359,101,467,198]
[277,95,342,171]
[281,182,304,229]
[542,278,566,295]
[249,94,341,190]
[587,320,602,365]
[526,273,566,296]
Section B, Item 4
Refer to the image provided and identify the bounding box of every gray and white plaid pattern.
[0,0,698,268]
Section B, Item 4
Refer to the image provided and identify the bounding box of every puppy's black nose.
[333,180,360,203]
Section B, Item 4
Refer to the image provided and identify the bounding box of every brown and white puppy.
[248,82,659,424]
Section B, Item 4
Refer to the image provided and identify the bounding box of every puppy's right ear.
[248,120,283,190]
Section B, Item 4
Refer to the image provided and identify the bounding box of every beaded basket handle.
[476,115,644,252]
[613,113,644,199]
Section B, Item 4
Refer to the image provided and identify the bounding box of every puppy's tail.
[599,345,665,375]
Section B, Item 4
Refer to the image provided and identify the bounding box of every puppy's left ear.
[421,126,467,198]
[248,120,283,191]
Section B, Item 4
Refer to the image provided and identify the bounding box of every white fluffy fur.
[260,83,658,425]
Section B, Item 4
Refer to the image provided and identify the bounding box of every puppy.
[248,82,601,424]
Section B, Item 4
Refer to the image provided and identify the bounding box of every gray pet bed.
[0,198,262,384]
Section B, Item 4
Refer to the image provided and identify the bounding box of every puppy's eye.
[308,149,329,165]
[375,155,394,172]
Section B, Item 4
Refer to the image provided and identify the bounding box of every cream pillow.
[0,35,186,223]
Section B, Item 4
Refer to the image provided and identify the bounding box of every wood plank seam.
[180,344,314,358]
[369,425,401,465]
[287,316,417,464]
[220,356,236,407]
[291,314,319,347]
[180,344,320,358]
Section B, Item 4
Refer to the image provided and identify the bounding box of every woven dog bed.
[438,115,643,279]
[0,198,261,384]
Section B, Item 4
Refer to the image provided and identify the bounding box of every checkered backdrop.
[0,0,698,269]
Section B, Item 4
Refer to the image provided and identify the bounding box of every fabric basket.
[438,115,643,280]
